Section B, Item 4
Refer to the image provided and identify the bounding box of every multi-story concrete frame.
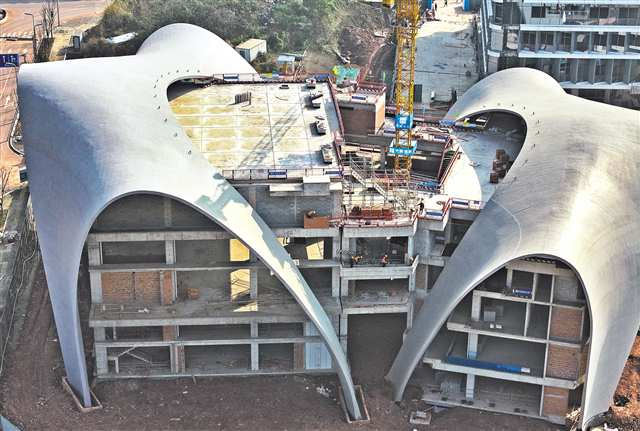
[18,23,366,420]
[388,68,640,430]
[477,0,640,105]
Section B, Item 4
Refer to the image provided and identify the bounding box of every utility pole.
[24,13,36,61]
[56,0,60,27]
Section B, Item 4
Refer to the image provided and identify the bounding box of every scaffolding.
[342,155,418,222]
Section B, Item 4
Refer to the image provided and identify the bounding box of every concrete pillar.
[94,327,106,341]
[587,33,594,52]
[465,374,476,399]
[331,267,340,297]
[588,59,597,83]
[624,60,632,83]
[95,346,108,376]
[570,59,580,82]
[506,268,513,289]
[467,333,479,359]
[163,197,172,227]
[407,236,415,263]
[605,59,614,83]
[605,32,612,52]
[165,240,176,264]
[250,269,258,299]
[570,33,577,52]
[340,278,350,297]
[251,323,259,371]
[471,292,482,322]
[332,236,340,260]
[534,31,541,51]
[88,241,102,304]
[339,314,348,353]
[552,58,561,80]
[624,33,631,52]
[524,302,531,336]
[552,31,559,51]
[532,273,539,299]
[408,272,416,292]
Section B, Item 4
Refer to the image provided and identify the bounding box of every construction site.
[0,1,638,431]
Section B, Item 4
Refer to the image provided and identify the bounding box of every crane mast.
[391,0,420,175]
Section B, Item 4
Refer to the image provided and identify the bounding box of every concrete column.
[467,333,479,359]
[551,59,561,80]
[605,59,614,83]
[163,197,172,227]
[408,272,416,292]
[407,236,415,262]
[465,374,476,399]
[534,31,541,51]
[471,292,482,322]
[339,314,348,353]
[506,268,513,289]
[88,241,102,304]
[532,273,539,299]
[251,323,259,371]
[624,33,630,52]
[95,346,108,376]
[587,33,594,52]
[340,278,350,297]
[552,31,559,51]
[94,327,106,341]
[332,236,340,260]
[588,59,597,83]
[331,267,340,297]
[624,60,632,83]
[605,32,612,52]
[570,59,579,82]
[165,240,176,264]
[524,302,531,336]
[570,33,577,52]
[250,269,258,299]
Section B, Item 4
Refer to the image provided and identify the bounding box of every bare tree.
[41,0,57,39]
[0,167,12,222]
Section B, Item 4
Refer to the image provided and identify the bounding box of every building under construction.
[18,23,640,430]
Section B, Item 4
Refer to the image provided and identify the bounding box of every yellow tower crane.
[389,0,421,176]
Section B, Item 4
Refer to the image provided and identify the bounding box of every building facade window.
[531,6,546,18]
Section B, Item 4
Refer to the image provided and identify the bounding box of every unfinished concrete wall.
[175,240,230,265]
[176,270,231,299]
[102,241,166,264]
[253,187,338,227]
[93,194,166,231]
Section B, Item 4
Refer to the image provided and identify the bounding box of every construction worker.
[418,199,425,216]
[381,254,389,267]
[351,254,362,267]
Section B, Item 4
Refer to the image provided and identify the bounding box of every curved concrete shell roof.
[388,68,640,429]
[18,23,362,419]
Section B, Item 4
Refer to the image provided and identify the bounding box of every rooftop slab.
[169,81,341,172]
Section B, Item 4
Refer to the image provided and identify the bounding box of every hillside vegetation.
[79,0,347,57]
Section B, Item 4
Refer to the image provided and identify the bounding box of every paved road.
[0,0,108,186]
[414,3,478,110]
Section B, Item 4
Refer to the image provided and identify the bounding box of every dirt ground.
[0,263,573,431]
[607,336,640,430]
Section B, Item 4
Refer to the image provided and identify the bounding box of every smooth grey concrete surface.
[387,67,640,429]
[19,23,362,419]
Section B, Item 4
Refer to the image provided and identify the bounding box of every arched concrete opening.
[81,192,362,418]
[394,255,592,426]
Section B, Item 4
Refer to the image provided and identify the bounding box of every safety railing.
[221,166,342,181]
